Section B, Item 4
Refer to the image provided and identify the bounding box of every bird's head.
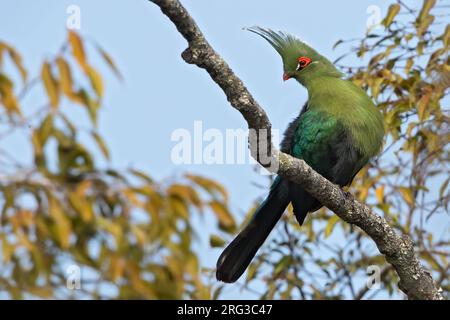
[247,27,343,86]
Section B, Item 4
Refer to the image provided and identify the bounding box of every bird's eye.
[296,56,312,71]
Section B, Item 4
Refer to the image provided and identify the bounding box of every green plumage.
[216,27,384,283]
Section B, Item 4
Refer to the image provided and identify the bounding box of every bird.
[216,27,384,283]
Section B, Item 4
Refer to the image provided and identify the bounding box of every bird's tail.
[216,177,290,283]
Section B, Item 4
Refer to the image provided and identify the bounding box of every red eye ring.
[297,56,312,67]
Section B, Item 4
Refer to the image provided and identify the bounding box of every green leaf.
[274,256,291,274]
[209,234,226,248]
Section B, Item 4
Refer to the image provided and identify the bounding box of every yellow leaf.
[359,185,369,201]
[399,187,415,206]
[110,255,126,281]
[67,182,94,223]
[41,61,60,109]
[417,92,431,121]
[6,45,27,82]
[0,72,21,115]
[324,215,340,238]
[383,4,400,27]
[375,185,385,203]
[48,196,71,248]
[0,42,5,66]
[68,30,88,71]
[209,200,235,231]
[131,225,146,247]
[185,174,228,202]
[56,56,75,99]
[123,188,143,207]
[28,286,53,298]
[170,197,189,219]
[97,216,122,240]
[38,114,53,145]
[168,184,202,207]
[1,234,13,263]
[87,65,103,98]
[417,0,436,23]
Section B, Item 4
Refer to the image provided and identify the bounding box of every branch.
[149,0,444,300]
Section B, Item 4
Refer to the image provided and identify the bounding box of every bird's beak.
[283,72,291,81]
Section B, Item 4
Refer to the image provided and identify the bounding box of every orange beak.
[283,72,290,81]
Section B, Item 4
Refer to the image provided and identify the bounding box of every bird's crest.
[246,26,343,82]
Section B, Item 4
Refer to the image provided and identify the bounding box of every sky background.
[1,0,437,299]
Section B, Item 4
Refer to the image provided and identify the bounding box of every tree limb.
[149,0,444,300]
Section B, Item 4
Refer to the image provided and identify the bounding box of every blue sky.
[1,0,436,299]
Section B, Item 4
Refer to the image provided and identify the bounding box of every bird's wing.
[291,109,362,185]
[288,110,364,224]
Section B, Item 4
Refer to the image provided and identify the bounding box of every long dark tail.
[216,177,290,283]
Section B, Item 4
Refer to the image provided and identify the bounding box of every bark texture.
[149,0,444,300]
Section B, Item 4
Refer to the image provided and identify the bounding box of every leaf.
[0,72,21,115]
[91,130,110,160]
[167,184,202,208]
[68,30,88,71]
[185,174,228,202]
[38,114,53,145]
[1,234,13,263]
[417,0,436,23]
[56,56,75,98]
[28,286,53,298]
[6,45,27,83]
[67,181,94,223]
[439,178,449,198]
[129,169,153,184]
[170,197,189,219]
[383,4,400,28]
[41,61,60,109]
[209,234,226,248]
[48,196,71,249]
[417,91,431,121]
[87,65,103,98]
[399,187,415,206]
[0,42,5,66]
[274,256,291,274]
[324,215,340,238]
[131,225,146,247]
[96,44,123,81]
[209,200,235,232]
[375,185,385,203]
[72,88,99,126]
[97,216,122,240]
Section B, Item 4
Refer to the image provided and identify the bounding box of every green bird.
[216,27,384,283]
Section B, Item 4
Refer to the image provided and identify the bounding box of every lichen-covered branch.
[149,0,444,300]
